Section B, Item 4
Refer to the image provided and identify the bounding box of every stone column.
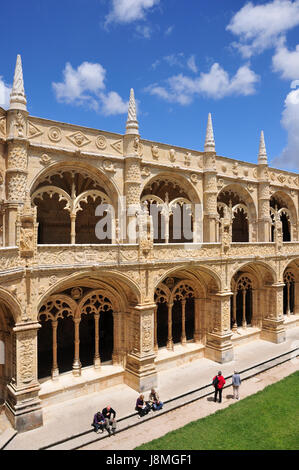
[242,289,247,328]
[124,154,141,243]
[181,300,187,345]
[203,114,218,243]
[70,213,76,245]
[261,283,286,343]
[5,322,43,432]
[294,282,299,315]
[257,131,271,242]
[124,89,141,244]
[5,129,28,246]
[72,317,81,376]
[193,298,200,343]
[124,303,157,392]
[257,181,271,242]
[112,312,126,366]
[94,313,101,369]
[51,319,59,380]
[154,306,158,353]
[203,170,218,243]
[4,56,29,247]
[232,292,237,332]
[205,292,234,363]
[166,302,174,350]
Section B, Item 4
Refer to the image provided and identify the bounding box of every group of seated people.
[135,388,163,418]
[92,405,117,435]
[92,389,163,435]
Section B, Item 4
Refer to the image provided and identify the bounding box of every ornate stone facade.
[0,55,298,432]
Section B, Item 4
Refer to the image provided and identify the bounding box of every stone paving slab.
[4,326,299,450]
[80,360,299,451]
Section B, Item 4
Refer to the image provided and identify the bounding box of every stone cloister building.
[0,55,298,432]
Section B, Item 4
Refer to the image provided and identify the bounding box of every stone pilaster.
[125,303,157,392]
[5,112,29,245]
[203,114,218,242]
[261,283,286,343]
[5,321,43,432]
[205,292,234,363]
[257,131,271,242]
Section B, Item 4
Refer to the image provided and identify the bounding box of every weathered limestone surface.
[0,55,298,432]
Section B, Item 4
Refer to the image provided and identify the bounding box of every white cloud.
[100,91,128,115]
[272,39,299,79]
[0,77,12,109]
[146,63,260,105]
[272,87,299,170]
[227,0,299,57]
[135,24,152,38]
[53,62,106,110]
[165,25,174,36]
[53,61,128,115]
[105,0,159,25]
[187,55,198,74]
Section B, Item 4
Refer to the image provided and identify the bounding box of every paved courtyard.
[2,326,299,450]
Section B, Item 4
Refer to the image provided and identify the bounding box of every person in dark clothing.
[213,371,226,403]
[102,405,117,435]
[135,394,151,418]
[92,411,105,433]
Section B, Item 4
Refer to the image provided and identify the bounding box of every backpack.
[212,376,219,388]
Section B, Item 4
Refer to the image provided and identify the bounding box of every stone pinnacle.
[258,130,268,165]
[204,113,215,152]
[125,88,139,135]
[9,54,27,111]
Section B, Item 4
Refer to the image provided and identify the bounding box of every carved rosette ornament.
[48,126,62,142]
[95,135,107,150]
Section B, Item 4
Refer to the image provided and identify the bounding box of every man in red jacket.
[213,371,226,403]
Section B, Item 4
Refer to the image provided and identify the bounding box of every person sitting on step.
[148,388,163,411]
[135,394,151,418]
[92,411,105,434]
[102,405,117,436]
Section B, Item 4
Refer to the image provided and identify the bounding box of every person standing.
[102,405,117,435]
[232,371,241,400]
[213,371,226,403]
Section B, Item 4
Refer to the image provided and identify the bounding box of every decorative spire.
[9,54,27,111]
[258,130,268,165]
[204,113,215,152]
[126,88,139,135]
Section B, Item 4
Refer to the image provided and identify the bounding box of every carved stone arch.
[29,160,121,210]
[40,269,141,310]
[154,284,171,304]
[140,171,201,205]
[0,288,22,324]
[217,183,257,221]
[170,279,198,303]
[141,194,164,206]
[270,190,297,241]
[31,186,72,212]
[78,289,116,316]
[270,190,297,224]
[38,294,77,321]
[232,203,248,219]
[73,189,112,215]
[230,261,277,288]
[154,265,221,297]
[218,183,257,242]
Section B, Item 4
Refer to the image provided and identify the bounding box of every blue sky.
[0,0,299,171]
